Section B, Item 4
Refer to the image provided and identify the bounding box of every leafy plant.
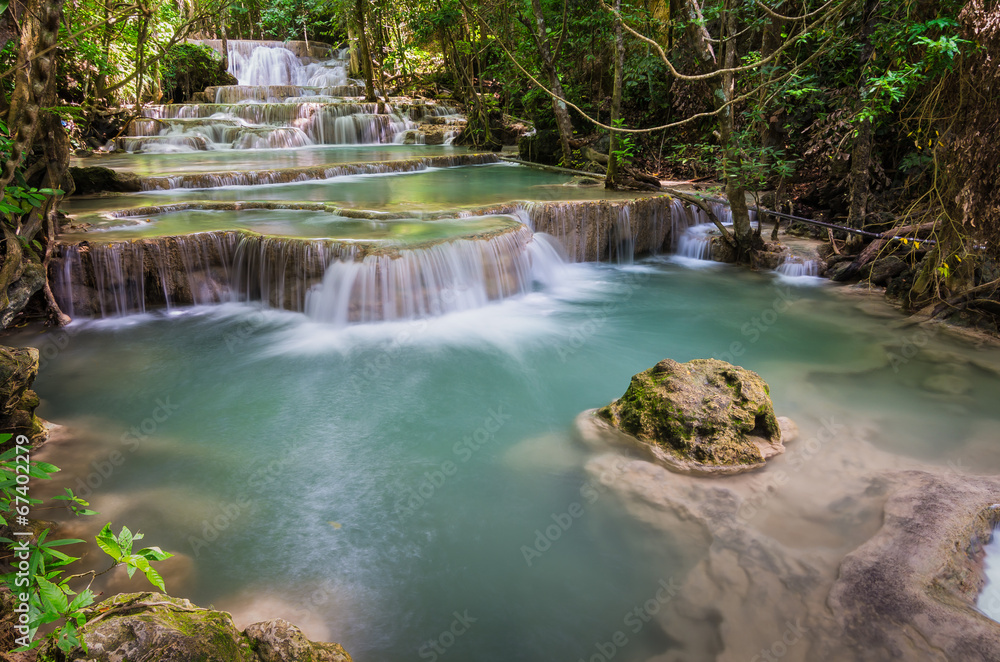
[95,523,173,592]
[0,433,173,654]
[610,118,636,167]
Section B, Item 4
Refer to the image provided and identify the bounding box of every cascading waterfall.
[503,198,670,263]
[669,199,762,262]
[110,40,456,153]
[226,43,354,88]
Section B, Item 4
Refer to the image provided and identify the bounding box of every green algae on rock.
[594,358,784,475]
[37,592,352,662]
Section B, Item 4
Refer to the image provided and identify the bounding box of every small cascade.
[53,233,245,316]
[489,197,671,263]
[110,40,458,153]
[304,225,540,325]
[526,233,569,288]
[612,206,634,265]
[676,224,716,261]
[776,256,821,278]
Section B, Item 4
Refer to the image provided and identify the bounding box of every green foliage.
[611,119,636,167]
[161,44,231,103]
[410,0,462,44]
[858,15,972,124]
[95,523,173,592]
[0,433,173,654]
[0,119,61,253]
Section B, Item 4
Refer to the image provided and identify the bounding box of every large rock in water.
[38,592,352,662]
[69,165,143,194]
[594,358,784,475]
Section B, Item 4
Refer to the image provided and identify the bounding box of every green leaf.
[96,522,122,561]
[68,589,95,612]
[118,525,134,555]
[41,538,85,548]
[37,576,69,614]
[137,546,172,562]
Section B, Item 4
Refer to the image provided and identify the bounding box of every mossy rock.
[595,358,784,475]
[0,345,45,445]
[38,592,352,662]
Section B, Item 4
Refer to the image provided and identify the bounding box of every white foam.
[979,529,1000,621]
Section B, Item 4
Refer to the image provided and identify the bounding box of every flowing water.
[34,39,1000,660]
[19,259,1000,661]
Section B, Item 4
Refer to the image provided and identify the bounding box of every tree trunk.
[355,0,378,102]
[39,113,71,325]
[95,0,114,100]
[846,0,879,232]
[606,0,624,188]
[716,0,756,261]
[528,0,574,165]
[0,0,65,192]
[220,25,229,73]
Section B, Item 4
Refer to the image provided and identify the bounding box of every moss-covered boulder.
[37,592,352,662]
[245,619,351,662]
[594,358,784,475]
[0,346,45,446]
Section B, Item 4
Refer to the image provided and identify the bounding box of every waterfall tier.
[135,153,499,190]
[53,220,543,322]
[54,196,709,320]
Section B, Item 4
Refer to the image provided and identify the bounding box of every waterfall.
[675,224,715,261]
[225,43,358,88]
[54,194,719,321]
[509,198,670,263]
[108,40,450,154]
[51,220,561,322]
[776,256,821,278]
[304,226,540,325]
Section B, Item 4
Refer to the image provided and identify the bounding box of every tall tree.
[521,0,574,165]
[354,0,379,102]
[605,0,623,187]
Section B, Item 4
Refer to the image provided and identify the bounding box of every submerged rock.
[38,592,352,662]
[829,471,1000,661]
[583,447,1000,661]
[594,358,783,475]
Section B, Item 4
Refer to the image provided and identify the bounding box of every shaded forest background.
[0,0,999,329]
